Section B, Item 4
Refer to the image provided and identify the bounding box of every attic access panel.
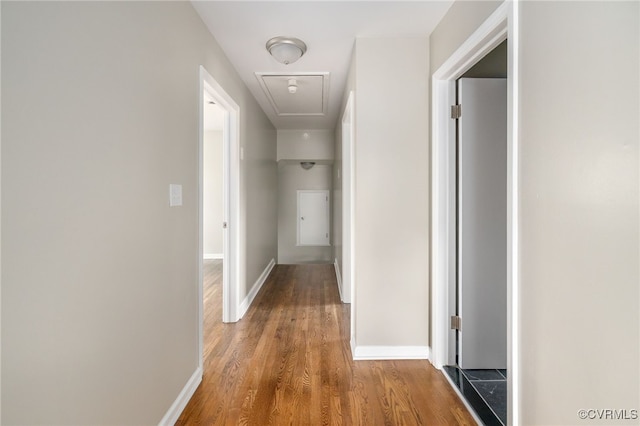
[256,72,330,116]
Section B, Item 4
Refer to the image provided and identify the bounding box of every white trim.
[238,258,275,319]
[350,337,356,360]
[507,2,521,424]
[430,1,520,424]
[352,346,430,361]
[203,253,224,260]
[431,0,508,368]
[333,258,344,302]
[199,66,242,386]
[199,66,241,327]
[157,367,202,426]
[430,77,457,370]
[341,90,355,338]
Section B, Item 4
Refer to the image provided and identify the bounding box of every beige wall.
[1,1,277,424]
[431,0,639,423]
[277,129,334,161]
[518,1,639,423]
[353,37,430,347]
[278,164,333,264]
[203,130,223,257]
[243,96,278,299]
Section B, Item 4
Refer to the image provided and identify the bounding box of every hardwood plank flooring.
[176,262,475,425]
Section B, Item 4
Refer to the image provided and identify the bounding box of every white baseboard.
[350,338,357,360]
[238,258,275,319]
[333,258,344,302]
[203,253,223,260]
[158,367,202,426]
[352,345,431,361]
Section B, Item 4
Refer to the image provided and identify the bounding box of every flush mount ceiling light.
[266,36,307,65]
[300,161,315,170]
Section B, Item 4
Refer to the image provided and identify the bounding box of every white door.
[297,190,330,246]
[457,78,507,369]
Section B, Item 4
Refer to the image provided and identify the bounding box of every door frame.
[199,66,241,371]
[430,1,520,423]
[341,91,355,306]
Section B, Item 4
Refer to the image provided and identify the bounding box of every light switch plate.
[169,184,182,207]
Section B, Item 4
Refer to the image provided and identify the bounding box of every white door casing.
[430,1,520,423]
[198,66,241,377]
[341,91,355,305]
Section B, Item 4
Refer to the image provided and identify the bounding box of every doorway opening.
[446,42,508,425]
[199,66,241,373]
[430,2,519,425]
[202,93,226,366]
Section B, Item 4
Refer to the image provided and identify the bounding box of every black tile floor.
[444,366,507,426]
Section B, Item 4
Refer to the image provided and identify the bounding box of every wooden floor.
[176,262,475,425]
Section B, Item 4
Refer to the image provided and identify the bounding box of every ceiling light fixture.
[300,161,315,170]
[266,36,307,65]
[288,78,298,94]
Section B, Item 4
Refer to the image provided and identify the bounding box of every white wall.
[431,0,639,423]
[353,37,430,349]
[203,130,223,257]
[1,2,277,424]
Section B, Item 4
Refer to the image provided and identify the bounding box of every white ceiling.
[191,1,454,130]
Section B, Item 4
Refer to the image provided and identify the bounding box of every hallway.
[177,263,475,425]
